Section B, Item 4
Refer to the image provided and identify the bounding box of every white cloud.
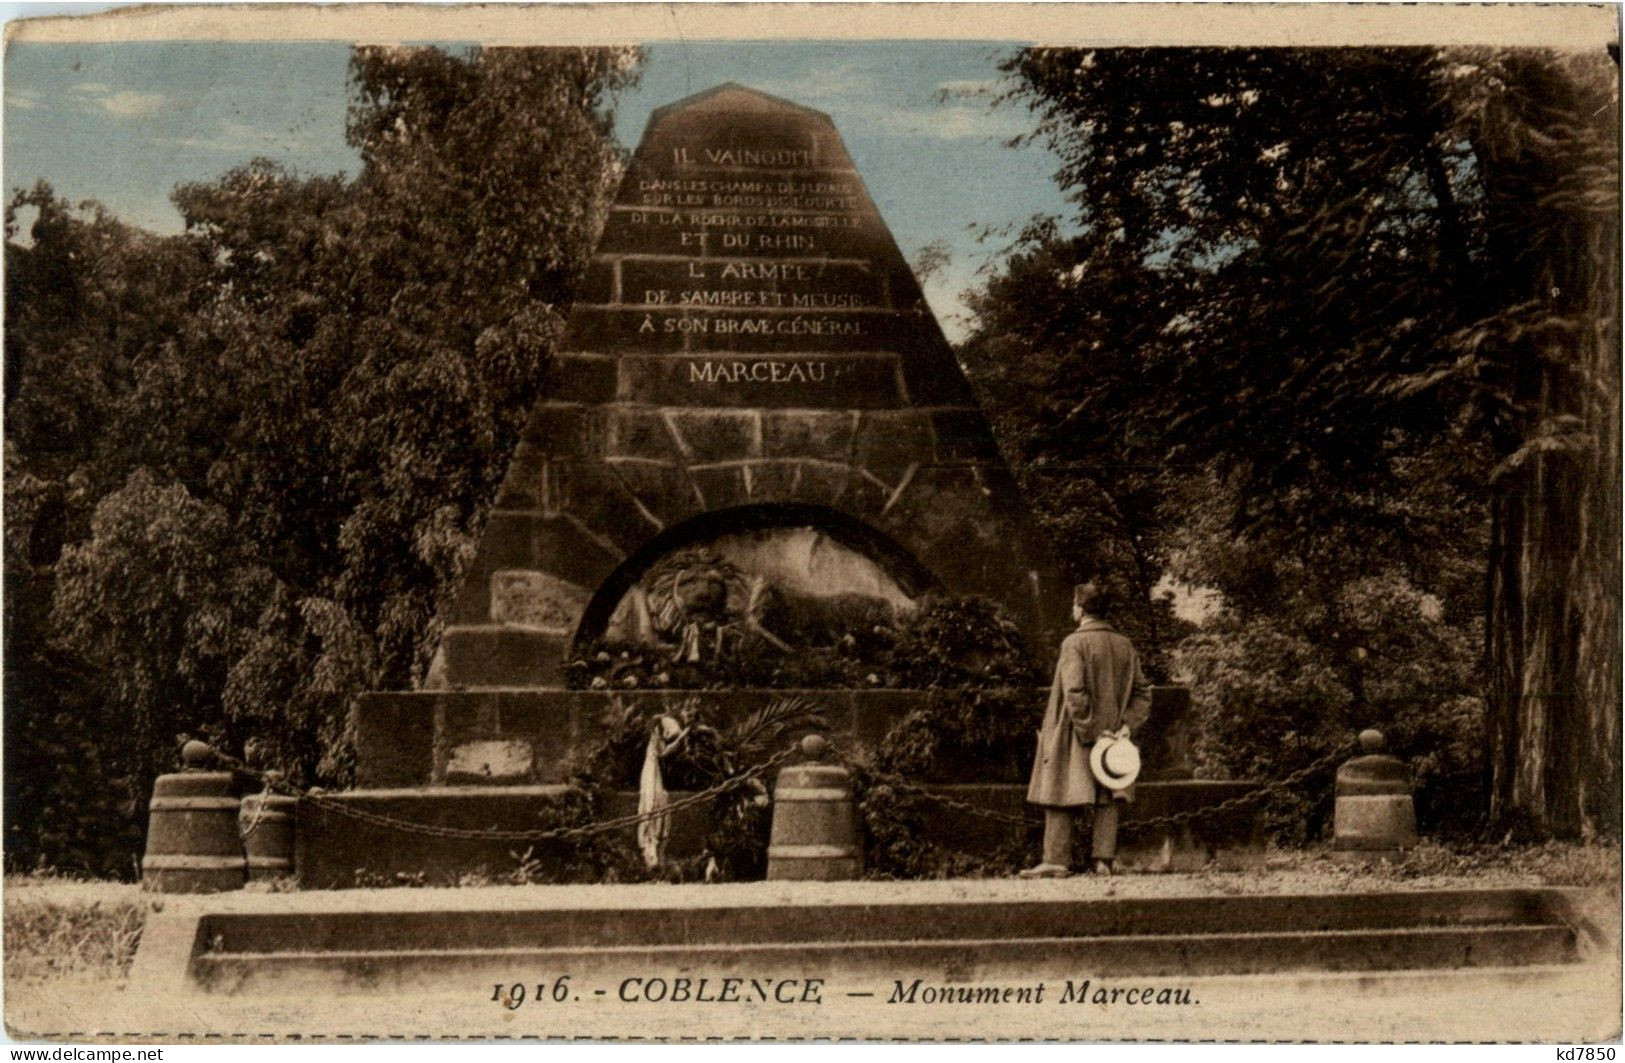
[770,64,1026,142]
[747,64,867,106]
[10,89,41,111]
[99,90,168,118]
[68,82,168,118]
[874,101,1030,142]
[689,63,1026,142]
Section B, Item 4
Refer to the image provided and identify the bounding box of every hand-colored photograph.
[3,3,1619,1045]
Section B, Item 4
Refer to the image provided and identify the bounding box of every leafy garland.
[359,597,1047,886]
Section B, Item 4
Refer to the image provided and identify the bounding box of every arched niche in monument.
[571,502,940,668]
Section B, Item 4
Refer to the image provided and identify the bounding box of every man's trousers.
[1041,802,1121,868]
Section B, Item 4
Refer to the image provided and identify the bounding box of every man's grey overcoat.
[1026,618,1153,808]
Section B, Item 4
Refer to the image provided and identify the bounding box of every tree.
[3,188,214,873]
[168,45,638,693]
[910,238,953,285]
[4,46,640,873]
[959,227,1188,674]
[981,46,1618,836]
[1450,52,1621,839]
[52,470,272,783]
[3,446,144,875]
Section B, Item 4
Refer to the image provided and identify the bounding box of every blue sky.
[4,39,1068,337]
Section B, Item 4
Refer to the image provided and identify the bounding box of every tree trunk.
[1483,54,1621,839]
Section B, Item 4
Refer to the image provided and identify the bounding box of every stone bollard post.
[142,740,247,893]
[766,735,862,881]
[239,771,297,882]
[1331,729,1418,863]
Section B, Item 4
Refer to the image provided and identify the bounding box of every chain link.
[210,737,1351,847]
[856,773,1034,828]
[237,770,287,839]
[1119,742,1352,834]
[238,782,271,838]
[848,740,1354,835]
[212,745,800,844]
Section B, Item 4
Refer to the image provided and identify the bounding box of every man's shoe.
[1017,863,1071,879]
[1091,859,1114,876]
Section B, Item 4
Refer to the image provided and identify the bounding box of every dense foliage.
[571,593,1050,809]
[575,694,826,882]
[963,46,1618,839]
[569,593,1042,692]
[3,46,639,875]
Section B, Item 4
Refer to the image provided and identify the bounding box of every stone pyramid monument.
[426,82,1066,693]
[315,84,1075,883]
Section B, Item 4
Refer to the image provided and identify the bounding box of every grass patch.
[4,876,153,983]
[1417,840,1622,887]
[1262,839,1622,888]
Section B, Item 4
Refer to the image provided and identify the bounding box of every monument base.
[294,780,1265,888]
[352,687,944,789]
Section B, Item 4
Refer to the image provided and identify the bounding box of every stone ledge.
[357,688,1024,787]
[439,628,572,691]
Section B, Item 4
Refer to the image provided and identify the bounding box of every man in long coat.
[1021,582,1152,877]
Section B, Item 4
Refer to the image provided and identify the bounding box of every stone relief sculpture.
[602,529,916,667]
[643,548,768,663]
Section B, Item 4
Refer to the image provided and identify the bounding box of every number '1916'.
[492,977,572,1009]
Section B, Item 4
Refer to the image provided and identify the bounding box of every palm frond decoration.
[726,694,827,763]
[596,699,639,734]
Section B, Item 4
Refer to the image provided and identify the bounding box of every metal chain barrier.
[844,739,1355,835]
[1119,741,1352,835]
[210,735,1348,847]
[854,771,1034,829]
[211,745,801,844]
[238,780,271,838]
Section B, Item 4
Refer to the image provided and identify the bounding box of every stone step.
[134,884,1605,999]
[193,924,1577,996]
[194,887,1560,954]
